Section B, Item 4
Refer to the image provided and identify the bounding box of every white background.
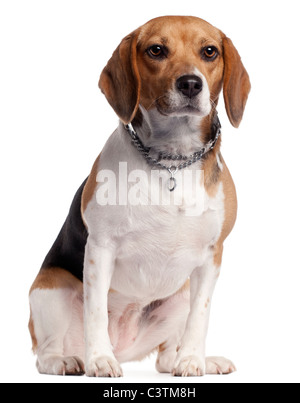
[1,0,299,383]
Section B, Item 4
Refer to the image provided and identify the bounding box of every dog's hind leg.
[154,281,190,374]
[156,337,180,374]
[29,267,85,375]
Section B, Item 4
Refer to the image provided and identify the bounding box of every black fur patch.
[41,179,88,282]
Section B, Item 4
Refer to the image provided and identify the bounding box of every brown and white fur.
[29,16,250,377]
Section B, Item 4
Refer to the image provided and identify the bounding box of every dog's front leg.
[173,253,219,377]
[84,239,122,377]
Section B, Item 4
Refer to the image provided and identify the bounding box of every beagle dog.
[29,16,250,377]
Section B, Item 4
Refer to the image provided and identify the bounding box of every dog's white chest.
[109,183,224,300]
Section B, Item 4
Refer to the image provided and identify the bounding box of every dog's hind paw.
[205,356,236,374]
[172,355,206,377]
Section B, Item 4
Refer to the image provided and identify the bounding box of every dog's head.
[99,16,250,128]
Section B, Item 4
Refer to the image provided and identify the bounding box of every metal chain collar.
[125,120,221,192]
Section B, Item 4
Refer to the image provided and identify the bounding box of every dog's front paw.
[86,356,123,377]
[172,355,205,377]
[37,355,85,376]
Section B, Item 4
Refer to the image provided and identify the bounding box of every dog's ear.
[222,36,251,128]
[99,32,141,125]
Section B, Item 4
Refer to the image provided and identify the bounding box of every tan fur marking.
[29,267,82,294]
[81,154,101,214]
[213,159,237,267]
[158,342,167,353]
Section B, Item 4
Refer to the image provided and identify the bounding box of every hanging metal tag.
[167,166,178,192]
[168,177,177,192]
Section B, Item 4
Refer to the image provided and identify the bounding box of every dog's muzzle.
[176,75,203,98]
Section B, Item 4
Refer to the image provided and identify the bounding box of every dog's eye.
[201,46,218,61]
[147,45,167,59]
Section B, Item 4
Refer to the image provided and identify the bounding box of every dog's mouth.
[155,99,207,117]
[178,105,203,114]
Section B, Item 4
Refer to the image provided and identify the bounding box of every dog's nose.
[176,75,203,98]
